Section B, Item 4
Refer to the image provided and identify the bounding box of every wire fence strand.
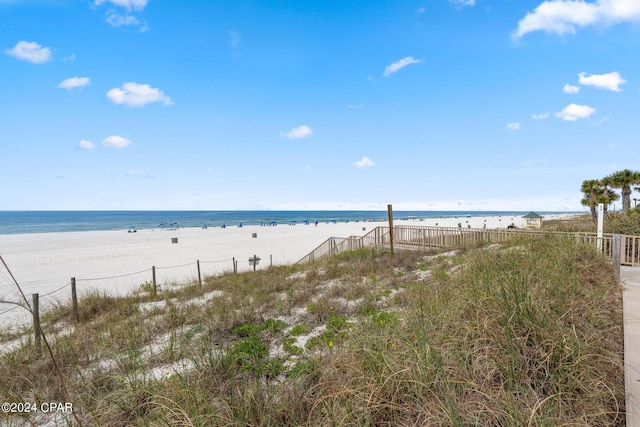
[156,262,196,270]
[0,303,25,315]
[0,257,240,320]
[200,258,233,264]
[41,282,71,298]
[76,268,151,282]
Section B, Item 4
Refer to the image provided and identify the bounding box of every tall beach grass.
[0,233,624,426]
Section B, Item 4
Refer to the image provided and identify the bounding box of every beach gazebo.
[522,212,543,229]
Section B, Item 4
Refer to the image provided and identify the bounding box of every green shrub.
[263,318,287,333]
[605,209,640,235]
[289,323,309,336]
[282,337,303,356]
[326,314,348,332]
[231,323,262,337]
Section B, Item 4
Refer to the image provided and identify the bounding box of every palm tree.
[604,169,640,213]
[581,179,601,223]
[581,179,619,224]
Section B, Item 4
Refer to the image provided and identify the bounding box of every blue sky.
[2,0,640,211]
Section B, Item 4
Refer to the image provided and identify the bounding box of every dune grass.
[541,213,595,233]
[0,234,624,426]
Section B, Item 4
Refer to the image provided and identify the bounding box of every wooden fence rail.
[296,225,639,267]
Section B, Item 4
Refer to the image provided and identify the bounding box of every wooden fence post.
[233,257,237,274]
[253,254,257,272]
[152,266,157,297]
[597,203,604,253]
[270,254,273,267]
[387,204,394,258]
[32,293,41,351]
[71,277,79,323]
[197,260,202,287]
[613,234,621,282]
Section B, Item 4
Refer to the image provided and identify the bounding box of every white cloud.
[507,122,521,131]
[106,82,173,107]
[353,157,375,169]
[513,0,640,39]
[61,54,76,62]
[383,56,423,78]
[578,71,626,91]
[106,12,140,27]
[94,0,148,11]
[78,140,95,150]
[532,112,550,120]
[563,83,580,93]
[5,41,52,64]
[555,103,596,121]
[102,135,132,148]
[281,125,313,140]
[450,0,475,6]
[58,77,90,90]
[417,7,425,13]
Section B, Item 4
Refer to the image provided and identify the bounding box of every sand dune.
[0,214,572,330]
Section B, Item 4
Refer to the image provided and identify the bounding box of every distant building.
[522,212,543,229]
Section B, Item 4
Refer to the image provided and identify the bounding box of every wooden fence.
[296,225,640,267]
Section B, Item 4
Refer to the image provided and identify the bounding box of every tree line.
[581,169,640,224]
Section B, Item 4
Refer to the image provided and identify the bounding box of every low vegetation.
[0,234,624,426]
[542,213,595,233]
[544,210,640,236]
[605,208,640,235]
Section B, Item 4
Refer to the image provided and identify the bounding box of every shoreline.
[0,210,581,235]
[0,213,577,330]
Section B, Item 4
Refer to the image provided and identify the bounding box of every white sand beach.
[0,213,573,330]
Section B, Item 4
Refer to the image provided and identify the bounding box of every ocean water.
[0,211,571,235]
